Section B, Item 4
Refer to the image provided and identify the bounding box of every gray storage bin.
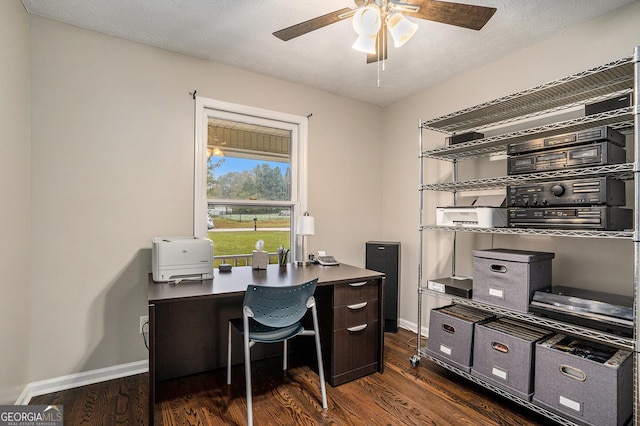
[473,248,554,312]
[533,334,633,426]
[471,318,551,401]
[425,304,495,372]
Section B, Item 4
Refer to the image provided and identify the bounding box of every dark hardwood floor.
[31,328,551,425]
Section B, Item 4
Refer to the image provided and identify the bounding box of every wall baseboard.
[16,360,148,405]
[398,318,428,338]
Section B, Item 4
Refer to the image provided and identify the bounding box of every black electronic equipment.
[507,206,633,230]
[507,126,625,155]
[585,93,633,116]
[426,276,473,298]
[507,177,626,207]
[507,141,627,175]
[446,131,484,145]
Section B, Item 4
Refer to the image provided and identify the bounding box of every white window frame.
[193,96,308,261]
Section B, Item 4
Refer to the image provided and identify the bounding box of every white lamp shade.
[352,5,381,37]
[352,34,377,54]
[387,13,418,48]
[297,215,315,236]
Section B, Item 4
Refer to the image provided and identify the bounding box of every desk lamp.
[296,212,315,266]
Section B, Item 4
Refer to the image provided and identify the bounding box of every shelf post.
[451,159,458,277]
[632,44,640,426]
[417,119,425,354]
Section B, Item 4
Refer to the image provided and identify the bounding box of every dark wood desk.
[148,263,385,425]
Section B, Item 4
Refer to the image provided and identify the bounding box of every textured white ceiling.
[21,0,636,106]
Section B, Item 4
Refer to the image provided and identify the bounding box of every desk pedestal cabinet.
[148,264,385,425]
[313,278,381,386]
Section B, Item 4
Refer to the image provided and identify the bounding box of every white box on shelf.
[533,333,633,426]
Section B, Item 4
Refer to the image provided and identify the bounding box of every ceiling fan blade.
[404,0,496,31]
[366,24,388,64]
[273,7,353,41]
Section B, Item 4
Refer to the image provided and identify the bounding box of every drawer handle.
[348,281,367,287]
[347,302,368,310]
[442,324,455,334]
[491,341,509,353]
[347,324,367,332]
[490,264,507,273]
[560,365,586,382]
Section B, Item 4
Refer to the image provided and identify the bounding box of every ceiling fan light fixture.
[387,13,418,48]
[352,34,377,54]
[352,4,382,37]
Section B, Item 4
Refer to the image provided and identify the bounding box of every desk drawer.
[334,280,378,306]
[333,321,379,376]
[334,300,378,330]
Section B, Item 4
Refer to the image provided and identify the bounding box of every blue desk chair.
[227,278,328,425]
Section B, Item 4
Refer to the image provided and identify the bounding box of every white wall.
[0,1,30,404]
[27,16,383,383]
[383,1,640,333]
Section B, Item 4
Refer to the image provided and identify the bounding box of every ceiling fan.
[273,0,497,63]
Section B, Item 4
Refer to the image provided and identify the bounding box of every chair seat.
[229,317,305,343]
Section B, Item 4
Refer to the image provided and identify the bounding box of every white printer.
[151,237,214,282]
[436,194,507,228]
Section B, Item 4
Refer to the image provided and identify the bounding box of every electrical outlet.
[139,315,149,334]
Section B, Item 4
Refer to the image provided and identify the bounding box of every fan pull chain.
[382,24,386,73]
[376,27,381,88]
[377,56,380,88]
[376,21,387,88]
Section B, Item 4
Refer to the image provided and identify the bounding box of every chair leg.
[243,316,253,426]
[227,322,232,385]
[311,305,328,410]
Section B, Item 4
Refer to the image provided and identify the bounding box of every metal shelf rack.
[421,163,635,192]
[413,48,640,426]
[419,225,633,240]
[421,56,633,134]
[422,112,633,161]
[419,289,634,350]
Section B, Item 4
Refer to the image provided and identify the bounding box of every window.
[194,97,308,265]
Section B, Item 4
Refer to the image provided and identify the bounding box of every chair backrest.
[243,278,318,328]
